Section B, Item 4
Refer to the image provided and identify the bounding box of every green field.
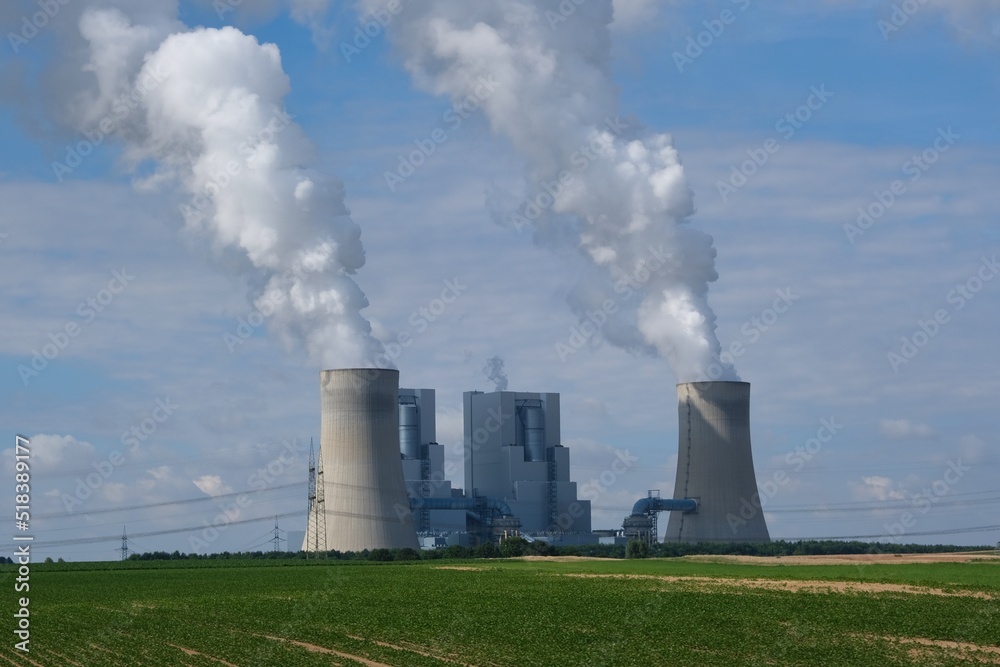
[2,556,998,666]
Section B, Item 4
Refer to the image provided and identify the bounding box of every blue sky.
[1,0,998,560]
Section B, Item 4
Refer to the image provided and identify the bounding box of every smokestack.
[312,368,418,551]
[665,382,770,543]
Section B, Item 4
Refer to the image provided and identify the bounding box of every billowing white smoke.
[366,0,736,382]
[70,5,385,368]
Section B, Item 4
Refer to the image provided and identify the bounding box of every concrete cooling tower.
[305,368,419,552]
[664,381,770,543]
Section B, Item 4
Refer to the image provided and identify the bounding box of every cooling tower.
[312,368,418,551]
[664,381,770,543]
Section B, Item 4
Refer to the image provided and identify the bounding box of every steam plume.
[54,3,385,368]
[366,0,737,381]
[482,355,509,391]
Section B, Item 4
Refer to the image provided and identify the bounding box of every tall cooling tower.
[314,368,418,551]
[664,381,770,543]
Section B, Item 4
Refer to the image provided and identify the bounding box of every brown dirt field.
[867,635,1000,665]
[683,551,1000,565]
[562,573,994,599]
[432,566,484,571]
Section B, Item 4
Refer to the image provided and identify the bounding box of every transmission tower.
[306,438,327,556]
[118,526,130,561]
[271,515,283,553]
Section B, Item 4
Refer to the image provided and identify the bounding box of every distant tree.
[625,539,650,559]
[500,537,528,558]
[444,544,469,559]
[57,557,65,564]
[475,541,499,559]
[44,557,53,564]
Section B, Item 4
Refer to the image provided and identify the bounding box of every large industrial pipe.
[317,368,419,551]
[630,496,697,516]
[664,381,770,543]
[410,496,515,517]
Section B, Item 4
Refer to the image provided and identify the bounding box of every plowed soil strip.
[166,644,240,667]
[562,573,993,599]
[347,634,483,666]
[257,634,392,667]
[868,635,1000,664]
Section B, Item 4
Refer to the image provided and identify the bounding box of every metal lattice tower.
[271,516,282,553]
[118,526,129,561]
[310,440,327,554]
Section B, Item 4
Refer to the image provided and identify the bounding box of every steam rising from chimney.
[482,355,509,391]
[41,2,385,368]
[367,0,737,382]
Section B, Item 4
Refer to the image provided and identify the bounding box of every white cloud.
[192,475,233,497]
[878,419,935,440]
[3,434,97,475]
[851,475,907,502]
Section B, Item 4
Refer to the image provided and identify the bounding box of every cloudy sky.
[1,0,998,560]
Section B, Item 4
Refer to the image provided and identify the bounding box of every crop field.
[1,554,998,666]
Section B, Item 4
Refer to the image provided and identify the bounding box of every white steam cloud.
[43,3,385,368]
[366,0,736,381]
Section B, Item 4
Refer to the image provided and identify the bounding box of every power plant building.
[463,390,591,535]
[398,388,465,533]
[302,372,767,553]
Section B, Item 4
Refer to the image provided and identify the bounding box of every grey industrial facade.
[463,390,591,535]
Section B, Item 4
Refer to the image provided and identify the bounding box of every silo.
[398,399,420,460]
[664,381,770,543]
[521,403,546,462]
[318,368,419,551]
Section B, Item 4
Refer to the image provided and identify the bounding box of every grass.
[1,556,997,666]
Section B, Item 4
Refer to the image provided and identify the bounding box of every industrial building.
[398,388,465,534]
[463,390,591,536]
[303,371,768,553]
